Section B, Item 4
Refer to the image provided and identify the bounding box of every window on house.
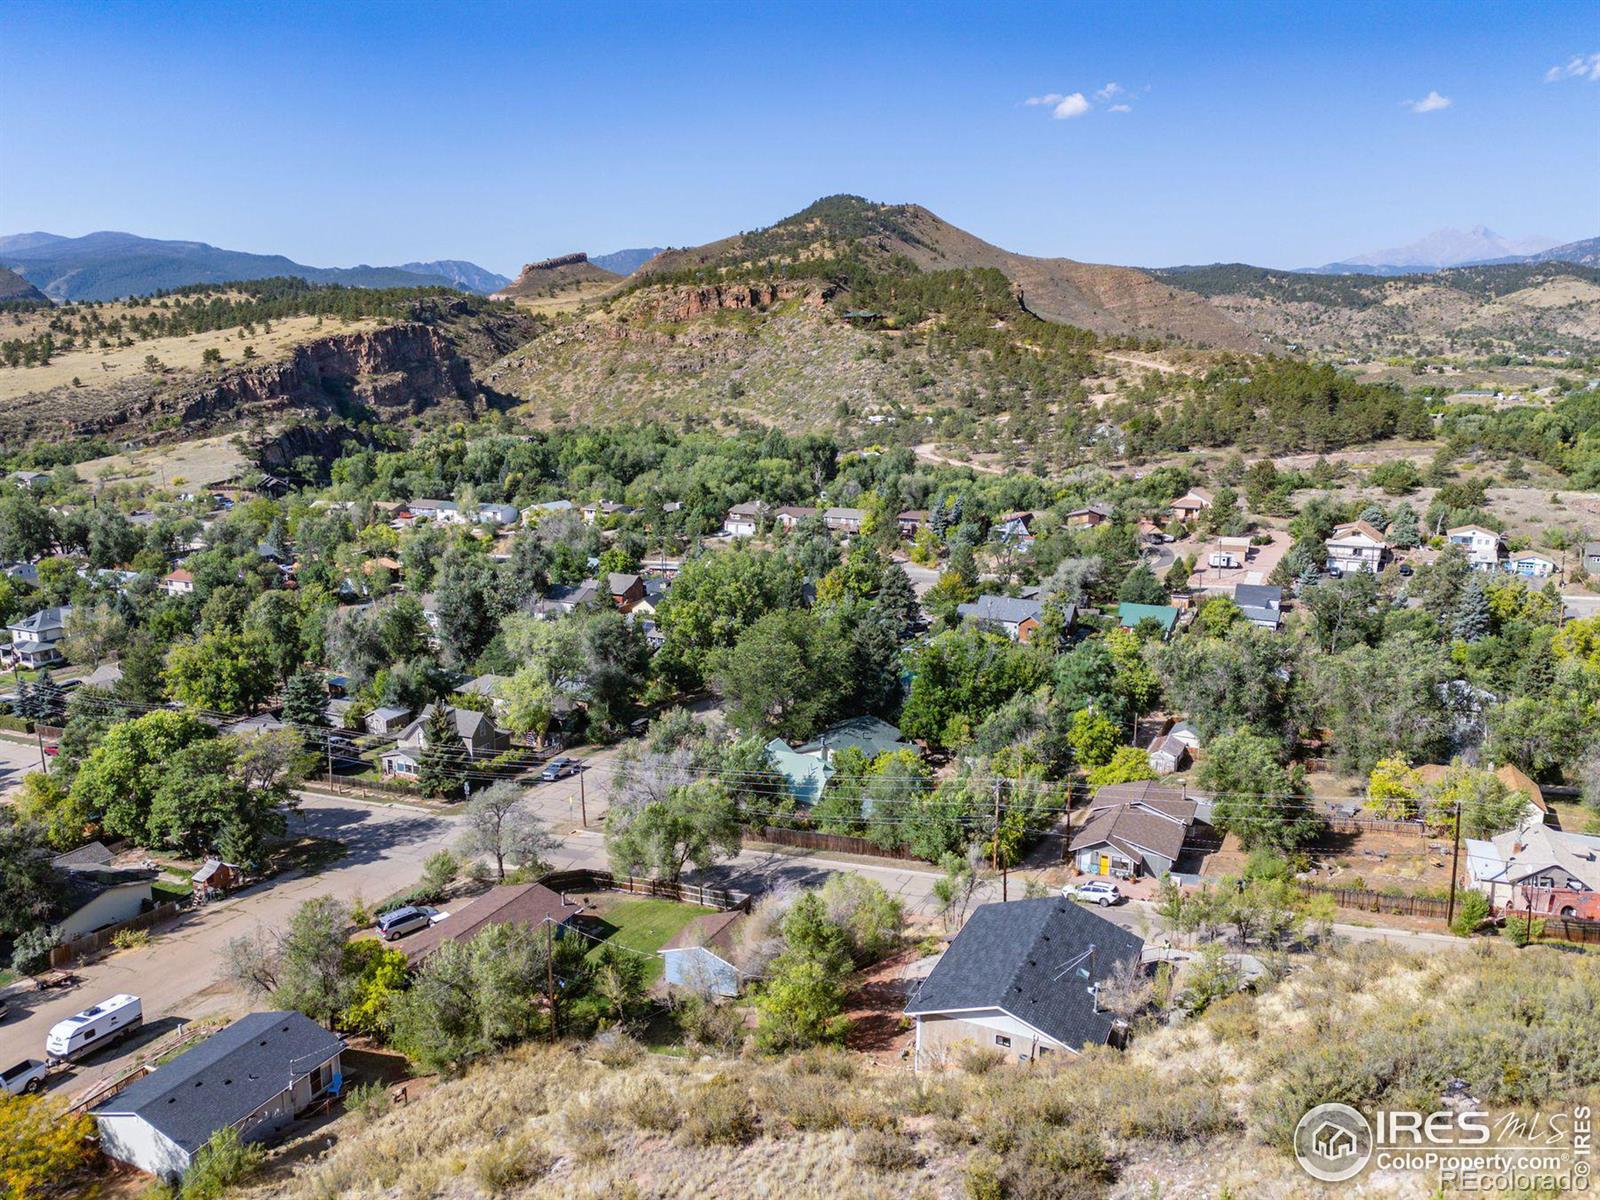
[993,1035,1012,1048]
[1038,1047,1052,1056]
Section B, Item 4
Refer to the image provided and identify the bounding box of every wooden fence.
[1320,816,1430,838]
[1537,917,1600,946]
[50,900,185,967]
[540,868,752,913]
[745,825,929,863]
[1296,883,1450,919]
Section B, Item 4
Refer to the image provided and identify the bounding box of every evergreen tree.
[1358,503,1388,530]
[1388,502,1420,549]
[1452,576,1491,642]
[282,670,328,730]
[416,706,464,800]
[1116,563,1166,606]
[875,562,918,634]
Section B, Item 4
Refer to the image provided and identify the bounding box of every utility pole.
[34,726,47,774]
[546,919,556,1044]
[992,780,1001,875]
[1445,799,1463,926]
[578,765,587,828]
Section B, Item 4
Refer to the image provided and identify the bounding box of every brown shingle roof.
[402,883,584,962]
[660,910,744,956]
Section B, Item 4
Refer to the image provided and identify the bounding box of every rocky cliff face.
[635,281,831,322]
[0,299,539,446]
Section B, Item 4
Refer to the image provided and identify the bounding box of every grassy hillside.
[234,942,1600,1200]
[1156,261,1600,357]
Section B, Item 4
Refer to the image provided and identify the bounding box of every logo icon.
[1294,1103,1374,1182]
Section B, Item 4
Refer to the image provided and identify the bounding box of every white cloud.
[1024,93,1066,106]
[1051,92,1091,119]
[1545,53,1600,83]
[1405,90,1452,113]
[1107,103,1132,113]
[1094,82,1123,101]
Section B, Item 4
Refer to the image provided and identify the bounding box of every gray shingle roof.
[905,899,1144,1052]
[95,1012,341,1154]
[957,594,1043,627]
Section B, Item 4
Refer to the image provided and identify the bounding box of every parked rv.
[45,994,142,1062]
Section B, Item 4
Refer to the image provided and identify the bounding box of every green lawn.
[585,896,716,985]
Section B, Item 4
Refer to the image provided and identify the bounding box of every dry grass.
[0,313,378,402]
[234,942,1600,1200]
[73,432,249,490]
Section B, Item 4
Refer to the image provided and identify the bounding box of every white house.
[1325,520,1390,575]
[905,899,1144,1070]
[54,862,156,941]
[659,910,747,997]
[160,568,195,595]
[6,605,71,668]
[1447,525,1505,571]
[94,1012,343,1181]
[1506,551,1556,579]
[724,501,765,538]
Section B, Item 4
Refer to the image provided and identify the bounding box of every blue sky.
[2,1,1595,273]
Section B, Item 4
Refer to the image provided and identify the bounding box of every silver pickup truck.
[2,1059,49,1095]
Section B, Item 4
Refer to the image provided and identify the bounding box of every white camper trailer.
[45,994,142,1062]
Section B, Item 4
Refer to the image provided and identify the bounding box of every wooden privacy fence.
[1320,816,1430,837]
[540,868,753,913]
[51,900,185,966]
[745,825,930,863]
[1537,917,1600,946]
[1297,883,1450,919]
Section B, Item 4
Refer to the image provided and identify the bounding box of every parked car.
[45,994,142,1062]
[539,756,578,782]
[375,905,440,941]
[1398,563,1414,577]
[2,1059,48,1095]
[1062,880,1123,907]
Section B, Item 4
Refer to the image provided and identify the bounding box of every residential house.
[94,1012,344,1181]
[956,594,1048,643]
[993,511,1036,545]
[457,674,507,714]
[476,502,522,528]
[580,500,635,524]
[1169,488,1214,524]
[767,716,917,806]
[407,498,462,524]
[1506,551,1557,579]
[1325,520,1390,575]
[1233,583,1283,630]
[1166,721,1202,751]
[896,510,930,538]
[365,705,412,736]
[11,469,50,490]
[1466,820,1600,918]
[1068,782,1195,878]
[7,605,71,668]
[773,505,819,529]
[401,883,585,962]
[905,898,1145,1070]
[2,561,39,586]
[380,704,508,778]
[1116,602,1179,638]
[221,713,287,737]
[1065,503,1115,528]
[659,909,748,997]
[79,661,124,690]
[822,507,865,535]
[526,580,601,620]
[52,858,156,941]
[526,499,574,518]
[724,501,766,538]
[160,568,194,595]
[1447,525,1505,571]
[1583,542,1600,575]
[607,572,646,612]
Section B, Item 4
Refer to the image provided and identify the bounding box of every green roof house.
[1116,602,1179,637]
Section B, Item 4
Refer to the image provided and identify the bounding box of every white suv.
[1063,880,1122,907]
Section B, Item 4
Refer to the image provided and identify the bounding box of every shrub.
[1503,914,1544,947]
[677,994,743,1052]
[0,1093,96,1199]
[619,1078,679,1131]
[180,1127,263,1200]
[10,925,61,975]
[1450,889,1491,937]
[343,1080,389,1124]
[111,928,150,951]
[955,1045,1006,1075]
[963,1154,1004,1200]
[679,1078,758,1147]
[471,1135,551,1194]
[853,1128,919,1172]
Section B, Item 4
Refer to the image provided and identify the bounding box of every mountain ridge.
[0,230,503,301]
[1301,225,1573,275]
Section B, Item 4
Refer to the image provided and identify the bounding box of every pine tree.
[282,670,328,730]
[1452,576,1491,642]
[1388,502,1420,549]
[415,705,464,800]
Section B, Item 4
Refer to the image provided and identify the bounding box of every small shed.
[659,910,747,997]
[193,859,243,897]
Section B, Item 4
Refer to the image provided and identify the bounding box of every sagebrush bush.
[679,1077,759,1146]
[618,1078,679,1132]
[471,1134,551,1194]
[853,1128,919,1172]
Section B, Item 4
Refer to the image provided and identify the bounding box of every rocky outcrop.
[493,252,621,298]
[635,281,831,322]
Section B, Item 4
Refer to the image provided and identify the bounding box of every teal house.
[1116,602,1180,638]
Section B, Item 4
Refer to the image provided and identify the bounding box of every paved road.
[2,753,1467,1098]
[0,795,462,1096]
